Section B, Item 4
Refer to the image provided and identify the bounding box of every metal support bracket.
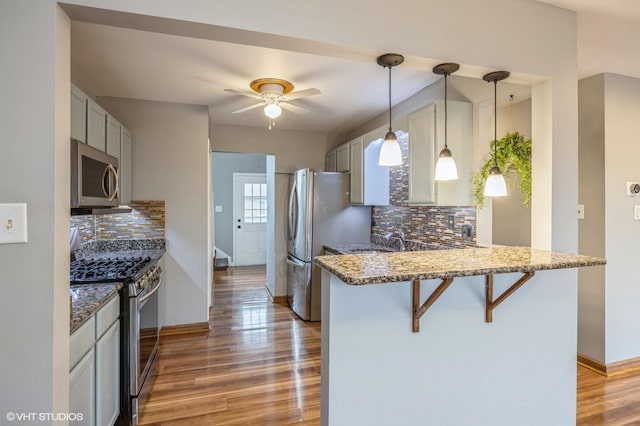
[485,271,535,322]
[412,278,454,332]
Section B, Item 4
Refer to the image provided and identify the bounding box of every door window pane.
[243,181,268,223]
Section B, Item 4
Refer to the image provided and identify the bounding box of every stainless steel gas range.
[70,255,164,425]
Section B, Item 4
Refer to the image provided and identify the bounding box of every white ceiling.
[69,0,640,135]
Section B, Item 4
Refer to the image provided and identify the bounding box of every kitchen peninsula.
[315,247,605,426]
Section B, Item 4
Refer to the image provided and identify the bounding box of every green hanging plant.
[473,131,532,208]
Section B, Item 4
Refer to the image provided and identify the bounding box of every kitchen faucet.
[384,231,405,251]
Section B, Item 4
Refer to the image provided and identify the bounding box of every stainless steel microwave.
[71,139,119,208]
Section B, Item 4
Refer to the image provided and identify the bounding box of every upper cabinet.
[70,84,88,143]
[119,126,132,205]
[106,115,121,159]
[325,149,337,172]
[408,105,436,204]
[349,132,389,206]
[87,98,108,151]
[336,144,350,172]
[408,100,472,206]
[70,84,133,205]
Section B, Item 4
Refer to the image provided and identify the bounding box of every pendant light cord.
[444,73,448,149]
[388,66,392,132]
[493,80,498,167]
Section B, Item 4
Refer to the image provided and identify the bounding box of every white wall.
[577,74,606,362]
[603,74,640,363]
[99,97,211,326]
[0,2,70,416]
[210,123,329,173]
[322,269,578,425]
[493,99,532,246]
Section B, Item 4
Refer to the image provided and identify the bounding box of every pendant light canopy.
[377,53,404,166]
[482,70,510,198]
[433,63,460,181]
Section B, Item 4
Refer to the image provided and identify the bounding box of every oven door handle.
[138,278,162,304]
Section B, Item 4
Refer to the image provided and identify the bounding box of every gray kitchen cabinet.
[70,295,120,426]
[119,126,132,205]
[407,101,472,206]
[408,104,437,204]
[325,149,337,172]
[349,134,389,205]
[106,115,121,159]
[70,348,96,426]
[336,143,350,172]
[96,321,120,426]
[87,98,108,151]
[71,84,88,143]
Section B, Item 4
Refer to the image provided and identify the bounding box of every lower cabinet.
[96,321,120,426]
[70,296,120,426]
[70,349,95,426]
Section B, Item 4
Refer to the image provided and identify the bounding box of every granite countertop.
[70,283,122,334]
[315,246,606,285]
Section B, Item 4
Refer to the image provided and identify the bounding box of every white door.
[234,173,267,266]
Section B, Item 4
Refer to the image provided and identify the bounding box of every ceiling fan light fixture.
[433,62,460,181]
[377,53,404,167]
[264,101,281,119]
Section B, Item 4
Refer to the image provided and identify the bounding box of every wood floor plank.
[139,265,640,425]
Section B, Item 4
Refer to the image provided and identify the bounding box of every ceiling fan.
[224,78,320,129]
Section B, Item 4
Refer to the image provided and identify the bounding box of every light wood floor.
[140,265,640,425]
[139,266,321,425]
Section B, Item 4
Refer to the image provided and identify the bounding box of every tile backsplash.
[371,137,476,248]
[70,200,165,243]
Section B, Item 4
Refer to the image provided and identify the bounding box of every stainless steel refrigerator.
[286,168,371,321]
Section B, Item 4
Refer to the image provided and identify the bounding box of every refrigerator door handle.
[286,255,305,268]
[288,184,298,243]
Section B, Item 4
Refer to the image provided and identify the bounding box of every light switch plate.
[635,205,640,221]
[0,203,28,244]
[577,204,585,220]
[215,205,223,213]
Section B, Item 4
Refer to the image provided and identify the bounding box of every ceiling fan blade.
[280,102,309,115]
[282,88,321,101]
[232,102,264,114]
[224,88,262,100]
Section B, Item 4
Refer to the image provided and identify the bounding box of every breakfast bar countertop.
[315,245,606,285]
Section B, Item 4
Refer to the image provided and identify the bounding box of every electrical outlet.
[447,215,455,230]
[215,205,223,213]
[635,205,640,221]
[577,204,585,220]
[0,203,28,244]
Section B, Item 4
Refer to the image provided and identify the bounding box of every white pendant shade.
[379,133,402,166]
[264,102,281,119]
[484,168,508,197]
[434,150,458,181]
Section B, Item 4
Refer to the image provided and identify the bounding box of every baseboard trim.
[160,322,210,337]
[264,284,288,305]
[577,353,640,377]
[577,353,607,376]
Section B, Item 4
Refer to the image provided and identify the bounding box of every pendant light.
[433,63,460,181]
[377,53,404,166]
[482,70,510,197]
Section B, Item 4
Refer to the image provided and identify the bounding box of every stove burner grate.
[70,256,152,284]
